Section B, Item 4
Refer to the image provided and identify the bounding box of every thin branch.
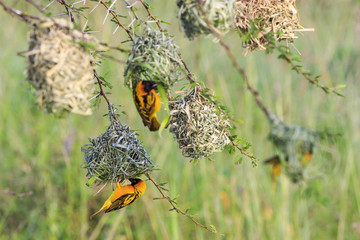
[25,0,44,13]
[178,52,196,84]
[90,61,117,120]
[138,0,163,32]
[0,0,42,22]
[280,54,343,96]
[0,189,33,198]
[145,173,217,234]
[196,0,273,121]
[57,0,75,23]
[231,140,255,163]
[99,0,134,42]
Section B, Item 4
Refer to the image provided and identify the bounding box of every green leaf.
[86,177,96,187]
[157,84,170,137]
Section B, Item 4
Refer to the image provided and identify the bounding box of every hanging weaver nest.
[268,115,320,182]
[82,119,153,184]
[234,0,311,54]
[177,0,235,40]
[124,28,183,90]
[25,19,97,115]
[169,86,231,159]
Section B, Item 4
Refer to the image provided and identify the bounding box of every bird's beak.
[129,179,139,185]
[152,83,158,89]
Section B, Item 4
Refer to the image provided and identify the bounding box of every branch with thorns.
[99,0,134,42]
[279,53,344,96]
[145,173,217,233]
[57,0,75,22]
[0,189,33,198]
[196,0,273,121]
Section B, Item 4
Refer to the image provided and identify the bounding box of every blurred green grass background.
[0,0,359,239]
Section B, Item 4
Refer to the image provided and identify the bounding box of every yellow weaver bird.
[90,179,146,219]
[265,149,313,184]
[133,81,161,131]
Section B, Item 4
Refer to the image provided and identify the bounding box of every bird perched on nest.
[90,178,146,219]
[133,81,161,131]
[265,146,313,185]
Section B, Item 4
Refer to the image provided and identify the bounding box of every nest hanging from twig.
[268,115,319,182]
[25,19,97,116]
[124,28,183,90]
[235,0,312,54]
[169,86,231,159]
[82,119,153,184]
[177,0,235,40]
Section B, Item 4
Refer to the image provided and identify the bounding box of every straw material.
[169,86,231,159]
[26,19,96,115]
[235,0,309,53]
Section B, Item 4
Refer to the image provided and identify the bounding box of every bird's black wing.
[105,193,139,213]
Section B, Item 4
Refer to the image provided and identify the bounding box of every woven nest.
[82,119,153,184]
[169,86,231,159]
[235,0,309,54]
[177,0,235,40]
[268,115,319,182]
[124,28,183,90]
[25,19,96,115]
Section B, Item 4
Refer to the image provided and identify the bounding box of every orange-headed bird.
[90,179,146,219]
[133,81,161,131]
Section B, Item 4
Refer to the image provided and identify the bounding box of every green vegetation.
[0,0,359,239]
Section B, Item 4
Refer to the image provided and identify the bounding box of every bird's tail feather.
[149,116,160,131]
[90,208,105,219]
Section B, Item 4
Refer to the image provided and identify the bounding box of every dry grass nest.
[235,0,312,54]
[82,119,153,184]
[177,0,235,40]
[124,28,183,90]
[169,86,231,159]
[25,19,98,115]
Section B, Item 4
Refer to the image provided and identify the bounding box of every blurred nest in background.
[25,19,97,116]
[169,86,231,159]
[177,0,235,40]
[82,119,153,184]
[235,0,310,54]
[268,115,320,182]
[124,28,183,90]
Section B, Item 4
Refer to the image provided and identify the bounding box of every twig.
[282,54,317,84]
[0,189,33,198]
[57,0,75,23]
[0,0,42,22]
[25,0,44,13]
[280,54,343,96]
[196,0,272,121]
[99,0,134,42]
[90,61,117,120]
[231,140,255,162]
[178,52,196,84]
[138,0,163,32]
[145,173,217,234]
